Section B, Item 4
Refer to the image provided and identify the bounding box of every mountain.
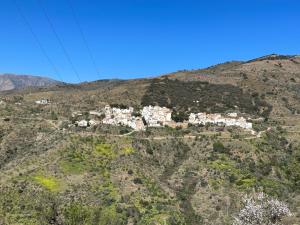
[0,55,299,225]
[0,74,62,91]
[163,54,300,82]
[159,54,300,116]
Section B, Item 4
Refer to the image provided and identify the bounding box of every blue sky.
[0,0,299,83]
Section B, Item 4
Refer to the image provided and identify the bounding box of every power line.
[67,0,100,78]
[36,0,82,82]
[12,0,64,82]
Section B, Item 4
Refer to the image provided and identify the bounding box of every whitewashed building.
[35,99,49,105]
[141,106,172,127]
[89,110,103,117]
[102,105,145,131]
[189,112,252,130]
[77,120,88,127]
[81,105,254,133]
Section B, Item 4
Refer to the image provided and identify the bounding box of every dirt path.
[66,129,262,141]
[0,116,60,128]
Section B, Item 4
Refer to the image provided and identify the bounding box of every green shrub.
[213,141,227,153]
[63,204,92,225]
[171,110,189,122]
[33,175,61,192]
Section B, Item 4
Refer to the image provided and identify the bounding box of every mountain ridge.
[2,54,299,92]
[0,73,63,91]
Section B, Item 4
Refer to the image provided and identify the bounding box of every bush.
[64,204,92,225]
[233,192,292,225]
[110,103,128,109]
[171,110,189,122]
[213,141,227,153]
[50,111,58,120]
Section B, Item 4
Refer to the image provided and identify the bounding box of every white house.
[77,120,88,127]
[189,112,253,130]
[141,106,172,127]
[35,99,49,105]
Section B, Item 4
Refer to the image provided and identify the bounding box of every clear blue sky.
[1,0,299,83]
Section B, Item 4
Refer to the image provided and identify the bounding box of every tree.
[213,141,227,153]
[171,110,189,123]
[50,111,58,120]
[233,192,292,225]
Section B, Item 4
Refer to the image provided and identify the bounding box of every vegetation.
[213,141,227,153]
[233,192,292,225]
[33,175,61,192]
[0,56,300,224]
[141,78,272,117]
[171,110,189,122]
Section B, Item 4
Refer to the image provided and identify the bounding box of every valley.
[0,55,299,225]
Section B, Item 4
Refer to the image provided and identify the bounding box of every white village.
[71,104,254,133]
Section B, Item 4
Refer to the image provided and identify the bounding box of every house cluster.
[188,112,253,130]
[141,106,172,127]
[102,105,145,130]
[101,105,173,130]
[72,105,253,132]
[75,119,99,128]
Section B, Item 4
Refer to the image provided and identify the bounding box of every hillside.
[0,55,299,225]
[0,74,62,91]
[162,54,300,117]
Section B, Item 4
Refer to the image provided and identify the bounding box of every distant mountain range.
[0,74,62,91]
[1,54,299,94]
